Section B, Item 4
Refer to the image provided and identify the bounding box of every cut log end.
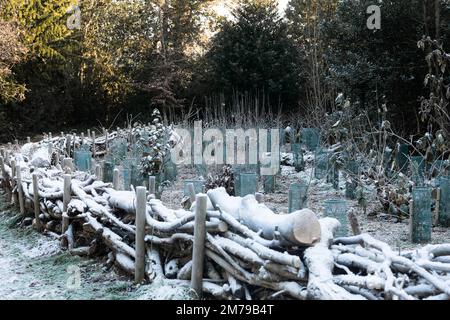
[292,209,321,246]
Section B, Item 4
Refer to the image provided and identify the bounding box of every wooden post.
[81,132,84,144]
[26,137,31,144]
[10,160,17,205]
[410,187,432,243]
[66,135,71,156]
[32,173,43,231]
[4,150,10,166]
[62,174,71,233]
[148,176,156,195]
[73,133,77,150]
[135,186,147,284]
[255,192,264,203]
[87,129,91,140]
[187,182,196,204]
[434,188,441,226]
[48,141,53,156]
[95,164,102,180]
[49,132,52,140]
[92,131,96,158]
[0,156,11,201]
[113,168,120,190]
[63,157,74,173]
[14,139,19,146]
[191,194,207,298]
[105,129,108,152]
[16,165,25,215]
[55,151,60,166]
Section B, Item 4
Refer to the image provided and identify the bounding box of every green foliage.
[418,37,450,140]
[320,0,450,131]
[0,17,27,103]
[2,0,76,60]
[205,0,301,109]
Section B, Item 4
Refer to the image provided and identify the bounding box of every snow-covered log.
[304,218,365,300]
[207,188,321,246]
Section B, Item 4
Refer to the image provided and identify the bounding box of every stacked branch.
[0,134,450,300]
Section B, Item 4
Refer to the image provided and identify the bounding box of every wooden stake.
[32,173,42,231]
[48,141,53,156]
[26,137,31,144]
[10,160,17,205]
[105,129,108,152]
[62,174,71,233]
[92,131,96,158]
[187,182,196,204]
[16,165,25,215]
[95,164,102,180]
[191,194,208,298]
[55,151,60,166]
[435,188,441,226]
[113,168,120,190]
[0,156,11,201]
[135,186,147,284]
[63,157,74,173]
[148,176,156,195]
[66,135,71,156]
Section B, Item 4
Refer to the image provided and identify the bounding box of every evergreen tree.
[205,0,301,110]
[320,0,450,132]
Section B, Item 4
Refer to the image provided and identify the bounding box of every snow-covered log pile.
[1,137,450,300]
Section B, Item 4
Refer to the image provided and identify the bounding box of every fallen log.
[207,188,321,246]
[304,218,365,300]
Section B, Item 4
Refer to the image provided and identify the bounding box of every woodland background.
[0,0,449,142]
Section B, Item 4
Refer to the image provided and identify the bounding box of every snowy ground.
[161,158,450,250]
[1,149,450,299]
[0,198,193,300]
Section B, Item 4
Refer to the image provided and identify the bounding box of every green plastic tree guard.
[183,179,205,197]
[73,150,92,172]
[279,128,286,147]
[438,177,450,227]
[345,161,359,199]
[397,144,409,173]
[109,138,128,165]
[263,175,275,193]
[314,149,329,180]
[233,165,244,196]
[324,199,348,237]
[301,128,320,151]
[163,159,178,182]
[291,143,304,172]
[131,165,144,187]
[384,149,393,177]
[239,173,258,196]
[411,156,425,185]
[103,161,114,183]
[411,187,432,243]
[123,167,132,190]
[288,183,308,213]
